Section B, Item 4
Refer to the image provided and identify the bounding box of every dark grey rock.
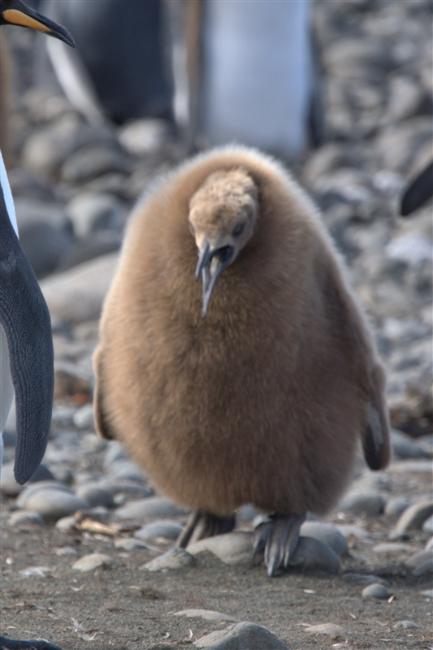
[385,496,412,518]
[406,550,433,576]
[289,536,340,574]
[61,146,132,184]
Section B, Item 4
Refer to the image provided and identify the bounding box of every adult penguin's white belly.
[0,150,18,472]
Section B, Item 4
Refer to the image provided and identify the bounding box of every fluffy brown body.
[94,146,390,517]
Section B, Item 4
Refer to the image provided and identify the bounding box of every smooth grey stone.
[8,511,45,527]
[421,589,433,598]
[67,192,127,238]
[425,537,433,551]
[61,146,132,184]
[16,200,73,277]
[109,461,146,483]
[304,623,346,640]
[73,553,113,572]
[114,537,150,551]
[104,442,128,467]
[373,542,414,556]
[194,622,289,650]
[393,620,420,630]
[98,480,151,499]
[59,230,122,272]
[41,253,118,324]
[423,514,433,533]
[339,491,385,516]
[343,573,389,586]
[17,481,72,508]
[388,461,433,474]
[390,500,433,540]
[19,488,89,521]
[114,496,187,522]
[76,484,115,508]
[135,520,183,543]
[391,429,432,460]
[174,609,237,623]
[300,521,348,556]
[406,550,433,576]
[143,548,195,572]
[189,532,253,567]
[73,404,95,430]
[55,515,77,532]
[289,536,340,574]
[362,583,391,600]
[385,496,412,518]
[337,524,373,543]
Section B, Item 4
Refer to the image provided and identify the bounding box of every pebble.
[389,500,433,540]
[339,491,386,516]
[76,483,115,509]
[343,573,389,586]
[134,520,183,543]
[194,622,289,650]
[114,496,187,522]
[73,403,95,430]
[362,583,391,600]
[300,521,348,556]
[188,532,253,566]
[114,537,151,552]
[143,548,195,572]
[8,511,45,527]
[373,542,415,556]
[41,253,118,324]
[393,620,420,630]
[406,550,433,576]
[18,487,88,521]
[385,496,412,518]
[67,192,127,238]
[174,609,237,623]
[391,429,432,460]
[16,481,74,507]
[304,623,346,640]
[55,515,77,533]
[422,514,433,533]
[289,536,341,574]
[73,553,114,572]
[109,461,147,483]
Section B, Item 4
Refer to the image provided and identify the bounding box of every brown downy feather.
[94,145,390,517]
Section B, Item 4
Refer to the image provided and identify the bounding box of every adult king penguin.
[0,2,73,648]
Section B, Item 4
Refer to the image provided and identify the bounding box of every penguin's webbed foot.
[254,513,305,577]
[0,636,62,650]
[176,510,236,548]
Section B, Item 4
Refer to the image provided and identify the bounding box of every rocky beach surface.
[1,1,432,648]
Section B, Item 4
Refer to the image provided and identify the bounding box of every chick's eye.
[232,222,245,237]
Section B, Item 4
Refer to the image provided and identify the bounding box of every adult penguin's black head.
[0,0,74,46]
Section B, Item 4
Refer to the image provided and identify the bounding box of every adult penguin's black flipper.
[0,184,54,484]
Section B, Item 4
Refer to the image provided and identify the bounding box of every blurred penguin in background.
[35,0,321,159]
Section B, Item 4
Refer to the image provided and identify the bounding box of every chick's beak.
[196,241,234,316]
[2,0,75,46]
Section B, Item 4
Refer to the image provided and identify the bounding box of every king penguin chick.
[94,146,390,577]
